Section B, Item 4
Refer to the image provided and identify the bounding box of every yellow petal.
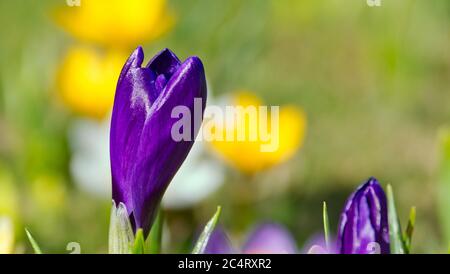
[267,106,307,165]
[56,46,127,119]
[232,91,263,107]
[54,0,175,48]
[0,217,14,254]
[209,92,307,174]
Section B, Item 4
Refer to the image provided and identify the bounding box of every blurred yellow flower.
[55,0,175,48]
[209,92,307,174]
[57,46,127,119]
[0,217,14,254]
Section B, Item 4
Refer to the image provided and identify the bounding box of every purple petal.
[204,227,235,254]
[242,223,297,254]
[110,47,207,236]
[301,233,336,254]
[307,245,329,254]
[337,177,390,254]
[111,47,153,213]
[146,48,181,79]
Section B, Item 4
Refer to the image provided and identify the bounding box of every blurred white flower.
[68,118,111,198]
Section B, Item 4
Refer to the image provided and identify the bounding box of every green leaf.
[25,228,42,254]
[403,206,416,253]
[132,229,146,254]
[322,201,331,251]
[192,206,222,254]
[386,184,406,254]
[108,200,135,254]
[437,128,450,249]
[146,210,164,254]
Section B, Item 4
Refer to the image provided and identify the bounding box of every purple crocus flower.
[204,227,234,254]
[337,177,390,254]
[204,223,297,254]
[243,223,298,254]
[110,47,207,236]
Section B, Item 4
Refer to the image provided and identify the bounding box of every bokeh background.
[0,0,449,253]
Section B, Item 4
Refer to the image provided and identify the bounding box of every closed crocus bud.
[110,47,207,236]
[337,177,390,254]
[243,223,297,254]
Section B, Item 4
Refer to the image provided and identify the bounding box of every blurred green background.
[0,0,448,253]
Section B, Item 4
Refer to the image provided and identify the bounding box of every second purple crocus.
[110,47,207,236]
[337,177,390,254]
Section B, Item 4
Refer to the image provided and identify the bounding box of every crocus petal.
[56,46,127,119]
[242,223,297,254]
[208,92,307,174]
[147,48,181,78]
[301,233,336,254]
[307,245,328,254]
[111,47,151,214]
[110,47,207,235]
[204,227,235,254]
[337,177,390,254]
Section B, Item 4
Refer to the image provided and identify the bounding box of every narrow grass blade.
[387,184,406,254]
[403,206,416,253]
[192,206,222,254]
[25,229,42,254]
[323,201,330,251]
[437,128,450,250]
